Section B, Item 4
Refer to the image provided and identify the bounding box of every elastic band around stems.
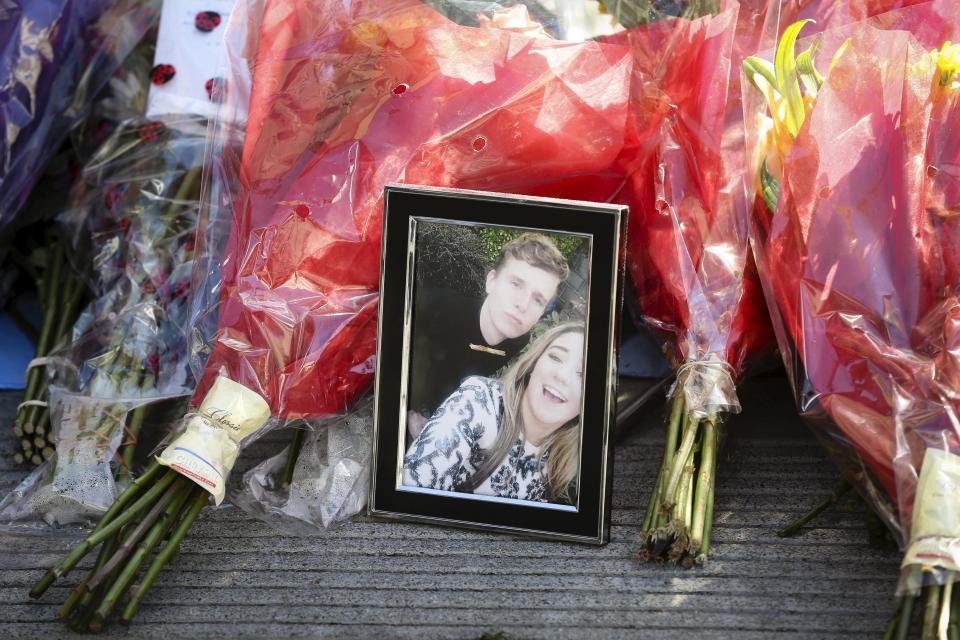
[671,357,739,418]
[17,400,48,412]
[674,358,736,384]
[22,356,79,384]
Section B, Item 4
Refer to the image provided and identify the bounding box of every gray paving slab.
[0,377,900,638]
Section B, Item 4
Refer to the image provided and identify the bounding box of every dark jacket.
[407,287,527,417]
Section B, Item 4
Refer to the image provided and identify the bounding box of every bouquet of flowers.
[596,1,777,566]
[0,0,159,234]
[6,229,89,466]
[0,117,207,533]
[610,0,933,569]
[744,2,960,634]
[27,0,669,628]
[3,6,161,467]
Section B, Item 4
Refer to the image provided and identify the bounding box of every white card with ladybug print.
[147,0,236,120]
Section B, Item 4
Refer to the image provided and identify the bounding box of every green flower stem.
[281,426,307,489]
[70,590,100,632]
[121,405,148,471]
[60,527,119,623]
[683,463,694,530]
[67,522,124,628]
[641,468,662,533]
[89,363,142,480]
[949,580,960,640]
[777,477,852,538]
[53,273,87,342]
[642,393,685,532]
[25,375,49,437]
[661,392,685,487]
[30,467,175,597]
[21,244,64,433]
[672,452,687,524]
[87,476,187,591]
[57,572,92,620]
[171,166,202,208]
[37,407,51,443]
[120,487,209,624]
[690,417,717,551]
[893,572,917,640]
[89,479,193,631]
[923,584,942,639]
[698,465,716,559]
[883,598,902,639]
[662,414,700,512]
[940,578,954,640]
[71,519,137,632]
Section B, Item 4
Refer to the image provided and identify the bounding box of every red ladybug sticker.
[205,77,226,102]
[195,11,221,32]
[150,64,176,86]
[138,121,166,142]
[104,185,125,210]
[147,351,161,374]
[170,279,191,301]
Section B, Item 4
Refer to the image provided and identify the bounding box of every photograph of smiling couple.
[403,222,590,507]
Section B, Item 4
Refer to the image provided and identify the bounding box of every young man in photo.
[407,233,570,439]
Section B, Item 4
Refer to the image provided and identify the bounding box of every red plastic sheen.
[754,6,960,521]
[194,0,644,419]
[602,2,775,385]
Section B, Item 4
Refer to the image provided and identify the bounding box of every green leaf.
[796,38,823,95]
[760,159,781,214]
[828,37,851,76]
[774,19,813,138]
[742,55,777,92]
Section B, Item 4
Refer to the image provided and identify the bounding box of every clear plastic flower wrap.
[229,396,374,535]
[742,1,960,633]
[0,0,161,234]
[183,0,658,523]
[579,1,780,566]
[188,0,686,536]
[0,117,207,529]
[620,0,952,569]
[28,1,773,629]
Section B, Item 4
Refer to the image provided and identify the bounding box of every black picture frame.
[369,184,627,545]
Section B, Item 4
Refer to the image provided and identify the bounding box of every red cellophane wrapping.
[593,2,780,564]
[193,0,648,427]
[747,1,960,590]
[607,3,774,388]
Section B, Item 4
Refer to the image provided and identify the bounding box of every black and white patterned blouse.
[402,376,551,503]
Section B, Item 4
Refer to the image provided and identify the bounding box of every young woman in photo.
[403,322,584,505]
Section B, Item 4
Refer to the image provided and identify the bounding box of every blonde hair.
[461,322,584,502]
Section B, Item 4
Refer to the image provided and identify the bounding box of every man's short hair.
[492,233,569,281]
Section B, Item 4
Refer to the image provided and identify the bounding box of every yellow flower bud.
[931,41,960,86]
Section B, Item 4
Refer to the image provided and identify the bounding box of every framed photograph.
[369,184,627,545]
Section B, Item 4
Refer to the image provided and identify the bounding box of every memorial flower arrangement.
[13,0,960,635]
[603,2,775,566]
[0,0,159,233]
[745,7,960,636]
[28,0,653,628]
[0,118,207,532]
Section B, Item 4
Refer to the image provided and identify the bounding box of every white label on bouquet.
[903,449,960,572]
[158,376,270,504]
[146,0,238,120]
